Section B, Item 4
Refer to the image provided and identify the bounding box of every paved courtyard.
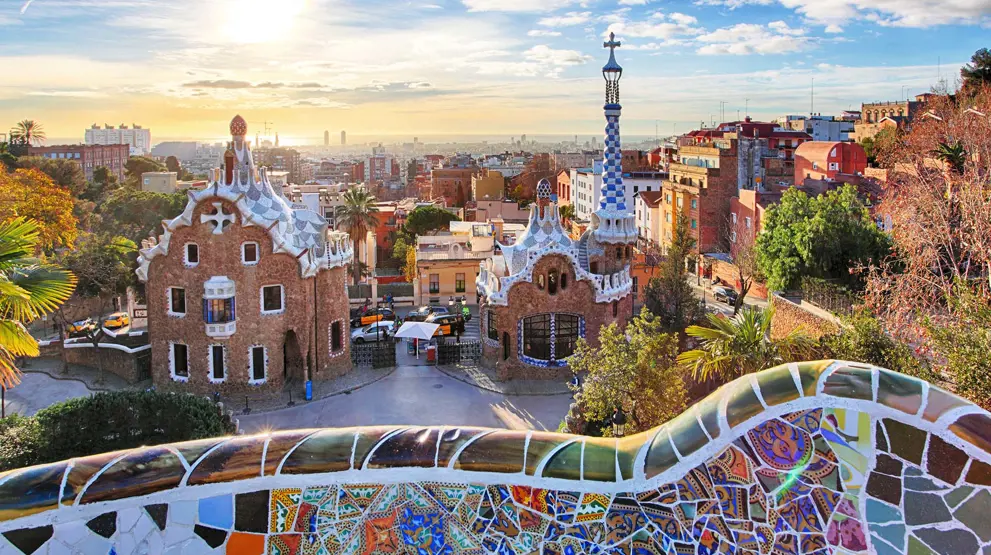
[238,365,573,434]
[2,371,94,416]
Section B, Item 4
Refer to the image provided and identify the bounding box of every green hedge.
[0,390,236,471]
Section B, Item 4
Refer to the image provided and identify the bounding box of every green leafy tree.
[97,188,186,245]
[569,309,687,435]
[0,218,76,388]
[0,142,17,171]
[755,185,892,292]
[925,285,991,411]
[961,47,991,96]
[15,156,87,196]
[165,155,181,174]
[558,204,576,224]
[678,305,814,383]
[392,236,412,264]
[123,156,166,188]
[643,214,706,333]
[9,120,45,146]
[402,205,460,237]
[86,165,121,203]
[338,188,379,285]
[933,140,967,174]
[818,310,935,382]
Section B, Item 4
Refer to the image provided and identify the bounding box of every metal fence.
[437,340,482,365]
[801,277,858,315]
[347,284,373,299]
[351,342,397,368]
[380,282,413,298]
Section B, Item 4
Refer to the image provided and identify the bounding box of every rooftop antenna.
[719,101,728,123]
[810,78,815,117]
[745,98,750,117]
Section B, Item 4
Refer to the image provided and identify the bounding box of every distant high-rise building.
[521,134,527,144]
[275,132,280,147]
[84,123,151,155]
[341,130,347,145]
[324,130,329,146]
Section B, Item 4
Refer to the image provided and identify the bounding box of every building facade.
[136,115,354,395]
[794,141,868,183]
[431,166,479,206]
[252,147,302,184]
[477,35,635,381]
[85,124,152,155]
[141,172,178,193]
[28,144,129,182]
[661,141,739,254]
[471,169,505,201]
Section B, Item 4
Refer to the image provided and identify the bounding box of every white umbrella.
[394,322,440,360]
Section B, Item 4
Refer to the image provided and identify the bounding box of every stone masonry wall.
[770,293,841,341]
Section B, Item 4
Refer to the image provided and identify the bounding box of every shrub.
[818,310,937,383]
[0,390,235,471]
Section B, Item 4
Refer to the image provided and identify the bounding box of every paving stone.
[914,527,980,555]
[904,492,952,526]
[954,489,991,542]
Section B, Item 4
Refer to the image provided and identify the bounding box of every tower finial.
[602,32,622,105]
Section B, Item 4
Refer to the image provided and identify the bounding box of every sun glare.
[222,0,307,43]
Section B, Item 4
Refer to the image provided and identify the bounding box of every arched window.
[613,301,618,317]
[537,274,545,290]
[555,314,580,359]
[560,272,568,290]
[520,313,584,365]
[522,314,551,360]
[548,270,558,295]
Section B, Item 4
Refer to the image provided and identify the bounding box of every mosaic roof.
[0,361,990,554]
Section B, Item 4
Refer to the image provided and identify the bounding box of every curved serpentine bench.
[1,360,990,554]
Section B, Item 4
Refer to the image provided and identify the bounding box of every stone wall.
[1,361,990,555]
[771,293,841,341]
[63,344,149,384]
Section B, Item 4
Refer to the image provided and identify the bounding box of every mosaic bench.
[1,360,990,554]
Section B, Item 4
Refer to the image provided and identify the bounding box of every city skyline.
[0,0,986,142]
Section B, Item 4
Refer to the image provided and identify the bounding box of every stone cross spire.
[599,32,625,213]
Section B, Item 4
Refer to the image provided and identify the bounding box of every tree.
[9,120,45,146]
[97,188,186,245]
[558,204,576,224]
[961,48,991,97]
[0,218,76,388]
[924,285,991,411]
[338,188,379,285]
[723,216,761,315]
[756,185,891,292]
[0,142,16,171]
[569,309,687,435]
[165,156,181,174]
[643,214,706,333]
[819,310,935,383]
[123,156,166,188]
[933,140,967,174]
[404,247,417,283]
[14,156,87,197]
[86,165,121,203]
[678,305,813,383]
[402,205,460,237]
[57,234,137,382]
[0,168,79,251]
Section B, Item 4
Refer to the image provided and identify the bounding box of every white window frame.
[731,230,737,243]
[731,213,738,225]
[248,345,267,385]
[184,243,199,267]
[745,216,752,229]
[328,320,346,357]
[208,344,227,383]
[260,285,285,315]
[167,287,186,317]
[242,242,260,265]
[169,342,190,382]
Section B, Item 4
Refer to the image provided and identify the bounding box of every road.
[238,365,572,434]
[2,371,93,417]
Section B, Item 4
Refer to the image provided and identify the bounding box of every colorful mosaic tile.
[0,362,990,554]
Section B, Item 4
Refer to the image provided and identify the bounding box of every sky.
[0,0,988,144]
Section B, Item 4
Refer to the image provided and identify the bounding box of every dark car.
[712,285,739,306]
[427,313,465,336]
[350,307,395,328]
[405,305,449,322]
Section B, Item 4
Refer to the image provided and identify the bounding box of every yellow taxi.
[67,318,97,338]
[351,308,396,328]
[428,314,465,337]
[103,312,131,329]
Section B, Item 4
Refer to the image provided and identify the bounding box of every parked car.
[712,286,739,306]
[351,307,395,328]
[405,305,449,322]
[103,312,131,329]
[351,321,394,343]
[67,318,97,338]
[427,313,465,337]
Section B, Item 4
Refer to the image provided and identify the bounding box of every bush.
[0,390,236,471]
[818,311,937,383]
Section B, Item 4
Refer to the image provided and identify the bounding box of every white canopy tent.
[393,321,440,359]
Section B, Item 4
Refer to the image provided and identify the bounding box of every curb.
[433,365,572,397]
[235,367,398,416]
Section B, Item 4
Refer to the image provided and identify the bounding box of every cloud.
[181,80,326,89]
[606,11,704,39]
[528,29,562,36]
[524,44,592,65]
[538,11,591,26]
[618,0,650,4]
[696,21,812,55]
[697,0,991,27]
[692,0,773,8]
[669,12,698,25]
[26,89,105,98]
[824,24,844,33]
[462,0,578,11]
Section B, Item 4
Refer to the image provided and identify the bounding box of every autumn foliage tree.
[0,168,78,251]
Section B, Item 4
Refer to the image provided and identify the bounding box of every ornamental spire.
[602,32,622,106]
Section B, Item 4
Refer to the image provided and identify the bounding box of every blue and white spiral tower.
[592,32,637,245]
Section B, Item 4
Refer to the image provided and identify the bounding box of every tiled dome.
[230,115,247,137]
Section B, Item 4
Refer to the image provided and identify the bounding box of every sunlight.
[221,0,307,44]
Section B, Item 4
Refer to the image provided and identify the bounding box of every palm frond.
[0,218,40,270]
[0,263,76,321]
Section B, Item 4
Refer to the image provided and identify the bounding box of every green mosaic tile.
[644,428,678,480]
[617,433,644,481]
[540,440,583,481]
[80,446,184,504]
[755,364,801,406]
[822,363,874,400]
[263,430,319,476]
[453,431,525,473]
[525,432,575,476]
[922,386,970,423]
[279,429,356,475]
[667,411,709,459]
[0,462,67,523]
[725,381,764,429]
[582,437,618,482]
[950,413,991,456]
[883,418,928,466]
[436,428,491,468]
[876,369,924,415]
[696,394,721,440]
[796,360,833,396]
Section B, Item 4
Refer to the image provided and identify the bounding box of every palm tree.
[558,204,576,224]
[9,120,46,146]
[677,305,812,383]
[933,140,966,175]
[0,218,76,388]
[338,188,379,285]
